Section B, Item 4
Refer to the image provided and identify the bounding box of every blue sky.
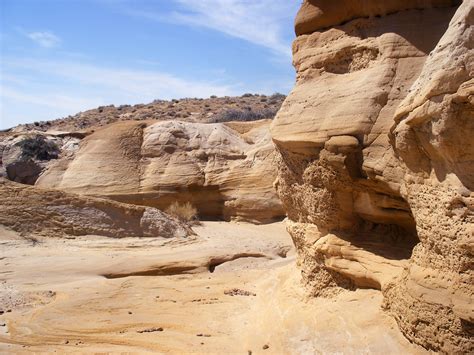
[0,0,299,129]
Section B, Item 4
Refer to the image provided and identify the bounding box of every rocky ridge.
[8,93,285,133]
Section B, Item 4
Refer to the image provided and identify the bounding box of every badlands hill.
[1,119,284,223]
[1,94,286,223]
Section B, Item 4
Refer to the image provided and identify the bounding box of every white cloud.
[127,0,298,58]
[5,58,236,99]
[1,86,102,112]
[0,57,239,128]
[27,31,61,48]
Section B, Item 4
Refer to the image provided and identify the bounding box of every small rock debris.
[224,288,256,297]
[136,327,164,333]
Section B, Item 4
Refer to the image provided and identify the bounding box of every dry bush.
[269,92,286,101]
[210,107,279,123]
[165,201,199,225]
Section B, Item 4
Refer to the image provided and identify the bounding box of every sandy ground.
[0,221,427,354]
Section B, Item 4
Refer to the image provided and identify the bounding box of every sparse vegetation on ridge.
[210,107,279,123]
[13,93,286,133]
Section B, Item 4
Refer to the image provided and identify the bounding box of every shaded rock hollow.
[271,0,473,352]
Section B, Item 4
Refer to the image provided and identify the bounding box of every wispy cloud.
[4,58,236,98]
[0,56,239,128]
[127,0,297,58]
[2,86,101,112]
[26,31,61,48]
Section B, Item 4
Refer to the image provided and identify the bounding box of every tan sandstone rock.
[272,0,473,352]
[36,119,284,223]
[0,179,192,239]
[295,0,460,35]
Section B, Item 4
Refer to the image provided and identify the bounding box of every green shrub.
[16,135,59,161]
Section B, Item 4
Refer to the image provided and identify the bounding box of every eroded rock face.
[271,0,473,352]
[0,179,192,239]
[295,0,460,35]
[36,119,284,223]
[0,134,70,185]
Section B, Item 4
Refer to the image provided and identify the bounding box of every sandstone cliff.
[271,0,472,352]
[36,119,284,223]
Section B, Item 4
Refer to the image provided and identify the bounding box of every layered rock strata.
[0,179,191,239]
[271,0,473,352]
[36,119,284,223]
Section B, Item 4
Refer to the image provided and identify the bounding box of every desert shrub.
[210,107,279,123]
[270,92,286,101]
[165,202,199,224]
[15,135,59,161]
[241,93,253,97]
[210,95,217,99]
